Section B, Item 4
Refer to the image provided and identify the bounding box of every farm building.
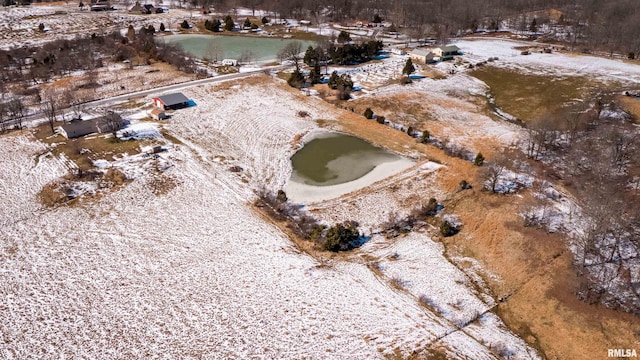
[410,49,436,64]
[58,114,123,139]
[433,45,461,61]
[149,108,168,120]
[152,93,191,110]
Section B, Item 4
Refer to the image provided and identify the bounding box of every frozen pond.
[290,133,403,186]
[286,133,415,203]
[159,34,315,62]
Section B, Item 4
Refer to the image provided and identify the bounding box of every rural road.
[10,64,288,128]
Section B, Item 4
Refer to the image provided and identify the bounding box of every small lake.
[159,34,315,62]
[290,133,404,186]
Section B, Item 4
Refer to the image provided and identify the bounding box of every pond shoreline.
[286,131,415,203]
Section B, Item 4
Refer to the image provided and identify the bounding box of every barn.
[152,93,191,110]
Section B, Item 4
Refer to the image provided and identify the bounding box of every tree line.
[190,0,640,56]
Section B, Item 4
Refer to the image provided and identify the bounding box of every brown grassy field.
[325,81,640,359]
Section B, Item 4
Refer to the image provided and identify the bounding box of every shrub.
[337,30,351,44]
[276,189,288,202]
[402,58,415,76]
[323,221,360,251]
[474,152,485,166]
[363,107,374,119]
[440,220,458,237]
[421,130,430,143]
[223,15,234,31]
[376,115,386,124]
[407,126,414,137]
[459,179,472,190]
[287,69,305,88]
[180,20,190,29]
[261,16,269,24]
[424,198,438,216]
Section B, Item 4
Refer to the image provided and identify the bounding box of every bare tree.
[7,98,25,130]
[481,154,509,193]
[101,110,124,136]
[277,41,303,71]
[62,88,88,121]
[40,88,60,134]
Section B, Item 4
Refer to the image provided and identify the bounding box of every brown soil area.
[323,89,640,359]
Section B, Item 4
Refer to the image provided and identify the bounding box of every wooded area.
[187,0,640,56]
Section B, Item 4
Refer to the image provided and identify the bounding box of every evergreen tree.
[529,18,537,33]
[328,70,339,89]
[211,19,221,32]
[309,63,322,84]
[474,152,485,166]
[363,108,374,119]
[261,16,269,24]
[323,221,359,252]
[303,45,316,66]
[126,25,135,41]
[159,22,165,32]
[224,15,234,31]
[180,20,190,29]
[373,14,382,23]
[243,17,251,28]
[287,69,305,88]
[38,23,45,32]
[147,25,156,34]
[421,129,430,143]
[402,58,415,76]
[337,31,351,44]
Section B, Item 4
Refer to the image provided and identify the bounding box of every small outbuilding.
[149,108,168,120]
[410,49,436,64]
[152,92,191,110]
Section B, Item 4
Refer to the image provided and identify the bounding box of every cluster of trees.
[187,0,640,56]
[1,28,201,88]
[517,100,640,313]
[327,71,353,100]
[255,188,361,251]
[0,98,26,133]
[204,19,222,32]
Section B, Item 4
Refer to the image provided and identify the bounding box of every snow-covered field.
[457,38,640,84]
[7,6,640,354]
[0,76,542,358]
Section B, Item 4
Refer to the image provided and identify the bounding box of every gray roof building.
[153,93,190,110]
